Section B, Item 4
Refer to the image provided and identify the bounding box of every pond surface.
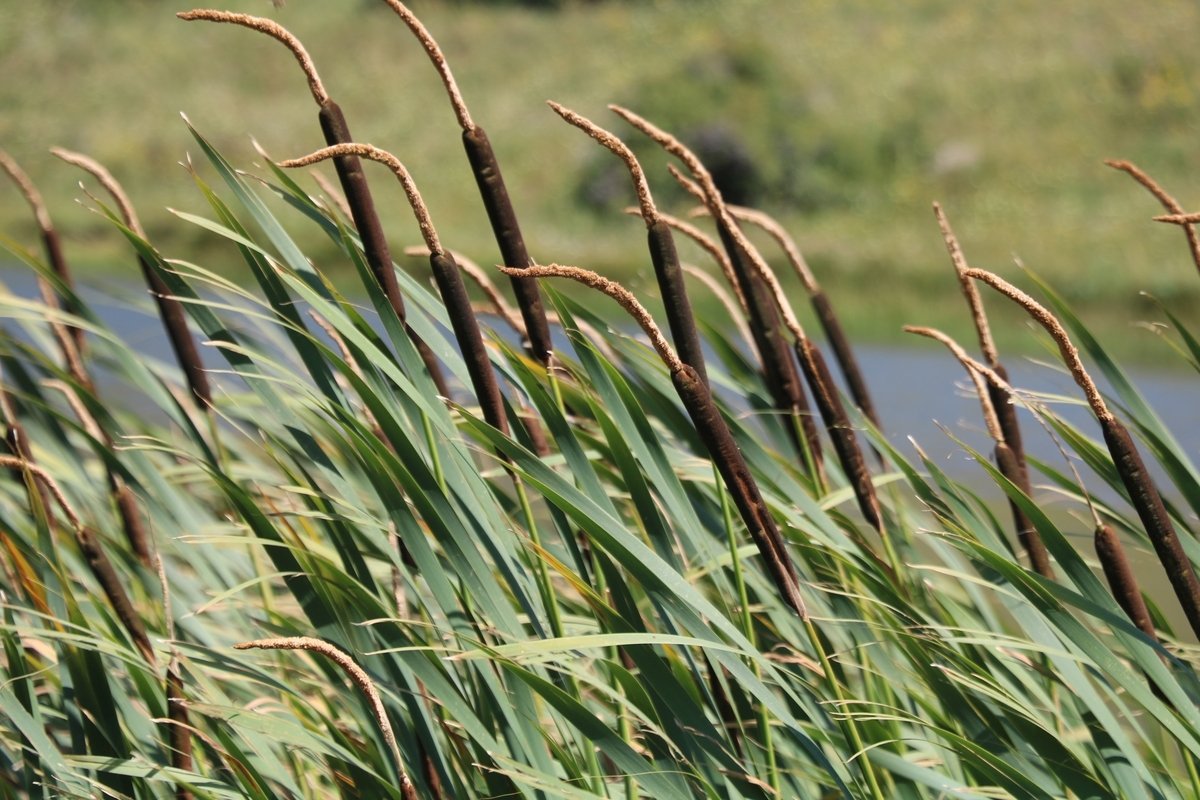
[3,263,1197,513]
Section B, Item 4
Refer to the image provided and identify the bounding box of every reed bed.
[2,5,1200,800]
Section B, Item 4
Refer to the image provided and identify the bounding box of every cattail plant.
[500,262,806,616]
[280,143,510,439]
[177,9,450,396]
[654,152,884,538]
[692,199,882,434]
[547,101,710,385]
[904,325,1054,577]
[52,147,212,410]
[966,267,1200,639]
[0,150,84,353]
[611,106,825,480]
[380,0,553,366]
[1105,159,1200,277]
[690,208,884,540]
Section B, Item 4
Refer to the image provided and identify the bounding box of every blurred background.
[2,0,1199,362]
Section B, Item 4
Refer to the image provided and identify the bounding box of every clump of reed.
[4,4,1200,799]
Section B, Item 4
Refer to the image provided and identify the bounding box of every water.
[4,262,1197,510]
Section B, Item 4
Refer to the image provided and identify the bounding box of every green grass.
[3,0,1200,361]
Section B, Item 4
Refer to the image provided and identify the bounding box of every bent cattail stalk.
[933,203,1029,488]
[501,263,806,616]
[282,144,509,437]
[178,9,449,397]
[380,0,552,365]
[549,101,709,385]
[0,455,154,664]
[234,636,418,799]
[1106,159,1200,277]
[903,325,1054,578]
[615,109,822,475]
[966,267,1200,638]
[0,150,84,352]
[52,148,212,410]
[43,378,153,568]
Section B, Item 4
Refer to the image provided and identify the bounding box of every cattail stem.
[968,268,1200,636]
[651,156,822,474]
[1106,159,1200,278]
[283,143,511,440]
[0,455,154,664]
[904,325,1054,577]
[0,150,84,353]
[702,199,882,433]
[933,204,1030,512]
[548,101,709,383]
[52,148,212,410]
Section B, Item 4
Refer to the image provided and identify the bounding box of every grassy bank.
[2,0,1200,361]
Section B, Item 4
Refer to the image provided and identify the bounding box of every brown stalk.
[549,101,708,384]
[282,144,509,437]
[52,148,212,410]
[43,378,152,567]
[0,150,84,353]
[235,636,418,799]
[966,267,1200,638]
[0,455,154,664]
[501,263,806,616]
[1106,159,1200,277]
[715,201,881,434]
[379,0,552,365]
[903,325,1053,577]
[403,246,549,456]
[614,109,822,475]
[932,203,1029,489]
[178,9,450,397]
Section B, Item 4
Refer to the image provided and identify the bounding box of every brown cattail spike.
[902,324,1055,574]
[283,144,510,434]
[714,199,882,434]
[1094,523,1158,642]
[967,268,1200,636]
